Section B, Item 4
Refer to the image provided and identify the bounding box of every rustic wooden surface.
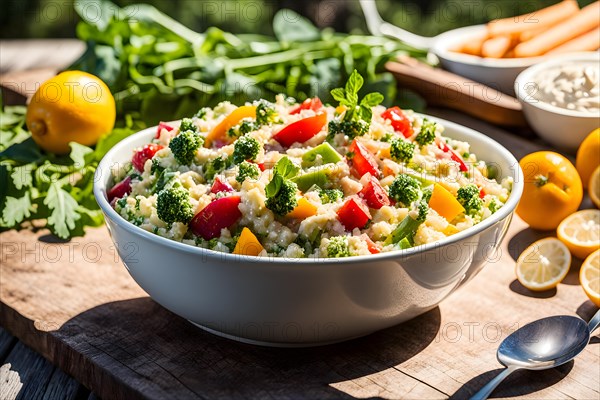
[1,39,599,400]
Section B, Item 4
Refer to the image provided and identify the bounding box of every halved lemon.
[589,166,600,209]
[557,209,600,259]
[580,249,600,307]
[516,237,571,291]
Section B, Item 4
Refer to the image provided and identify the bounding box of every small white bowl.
[514,52,600,153]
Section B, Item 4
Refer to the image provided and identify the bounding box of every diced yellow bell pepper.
[428,183,465,222]
[233,227,264,256]
[287,197,317,219]
[442,224,460,236]
[205,105,256,147]
[335,105,347,115]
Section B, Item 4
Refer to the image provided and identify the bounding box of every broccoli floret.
[203,155,232,182]
[327,236,352,258]
[195,108,210,120]
[236,161,260,183]
[390,138,416,163]
[232,135,261,164]
[327,119,368,142]
[415,119,437,146]
[265,179,298,216]
[385,201,429,246]
[388,174,421,206]
[319,188,344,204]
[179,118,197,133]
[156,184,194,224]
[169,130,203,165]
[228,119,259,138]
[255,100,280,125]
[457,184,483,215]
[150,158,164,174]
[489,198,500,214]
[150,168,177,194]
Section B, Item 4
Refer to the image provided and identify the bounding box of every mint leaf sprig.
[328,70,384,141]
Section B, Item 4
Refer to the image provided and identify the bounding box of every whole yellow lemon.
[26,71,116,154]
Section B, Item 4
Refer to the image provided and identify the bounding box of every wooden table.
[1,40,599,400]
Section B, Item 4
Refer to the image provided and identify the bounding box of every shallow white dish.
[93,115,523,347]
[514,52,600,153]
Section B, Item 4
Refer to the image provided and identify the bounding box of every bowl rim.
[93,114,524,265]
[514,51,600,118]
[432,25,550,68]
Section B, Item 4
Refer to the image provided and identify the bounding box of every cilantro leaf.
[69,142,94,167]
[44,183,81,239]
[2,193,33,226]
[10,164,33,190]
[329,70,383,130]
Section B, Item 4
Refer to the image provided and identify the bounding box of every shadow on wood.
[46,297,442,400]
[449,361,575,399]
[509,279,557,299]
[506,228,554,262]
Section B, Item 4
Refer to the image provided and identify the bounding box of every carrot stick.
[481,36,513,58]
[459,33,488,56]
[546,27,600,54]
[519,25,549,42]
[488,0,579,37]
[514,2,600,57]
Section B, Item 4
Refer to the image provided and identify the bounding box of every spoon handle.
[588,309,600,334]
[469,365,519,400]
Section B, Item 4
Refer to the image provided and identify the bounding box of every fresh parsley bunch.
[0,104,136,239]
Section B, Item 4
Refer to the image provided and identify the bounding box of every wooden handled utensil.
[386,56,527,127]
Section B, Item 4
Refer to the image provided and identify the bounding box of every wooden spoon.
[386,56,527,127]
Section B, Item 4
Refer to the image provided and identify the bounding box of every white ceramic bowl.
[432,25,547,95]
[93,115,523,347]
[514,52,600,153]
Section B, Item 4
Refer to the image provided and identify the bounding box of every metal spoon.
[470,310,600,400]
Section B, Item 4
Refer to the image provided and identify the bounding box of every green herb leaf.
[0,137,43,164]
[345,69,363,100]
[265,173,283,198]
[44,183,81,239]
[272,9,320,43]
[330,88,346,104]
[361,92,384,107]
[2,193,33,226]
[69,142,94,167]
[274,156,300,179]
[10,164,34,190]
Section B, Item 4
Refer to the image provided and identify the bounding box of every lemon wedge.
[516,238,571,291]
[557,209,600,259]
[580,249,600,307]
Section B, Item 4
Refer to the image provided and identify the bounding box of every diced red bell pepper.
[359,175,390,209]
[337,197,371,231]
[479,188,486,199]
[189,196,242,240]
[437,140,468,172]
[347,139,381,179]
[273,113,327,147]
[381,106,413,138]
[289,97,323,115]
[361,234,381,254]
[132,144,164,172]
[156,122,175,138]
[210,177,234,194]
[108,176,132,203]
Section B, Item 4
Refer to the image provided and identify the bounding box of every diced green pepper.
[301,143,343,167]
[292,166,334,191]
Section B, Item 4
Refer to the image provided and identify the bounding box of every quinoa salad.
[107,71,512,258]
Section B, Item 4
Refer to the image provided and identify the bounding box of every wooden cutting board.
[0,110,597,400]
[386,56,528,128]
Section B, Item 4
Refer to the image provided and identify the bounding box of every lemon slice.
[516,238,571,291]
[557,209,600,259]
[580,249,600,307]
[589,166,600,209]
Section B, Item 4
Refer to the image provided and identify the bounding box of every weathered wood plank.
[0,327,17,362]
